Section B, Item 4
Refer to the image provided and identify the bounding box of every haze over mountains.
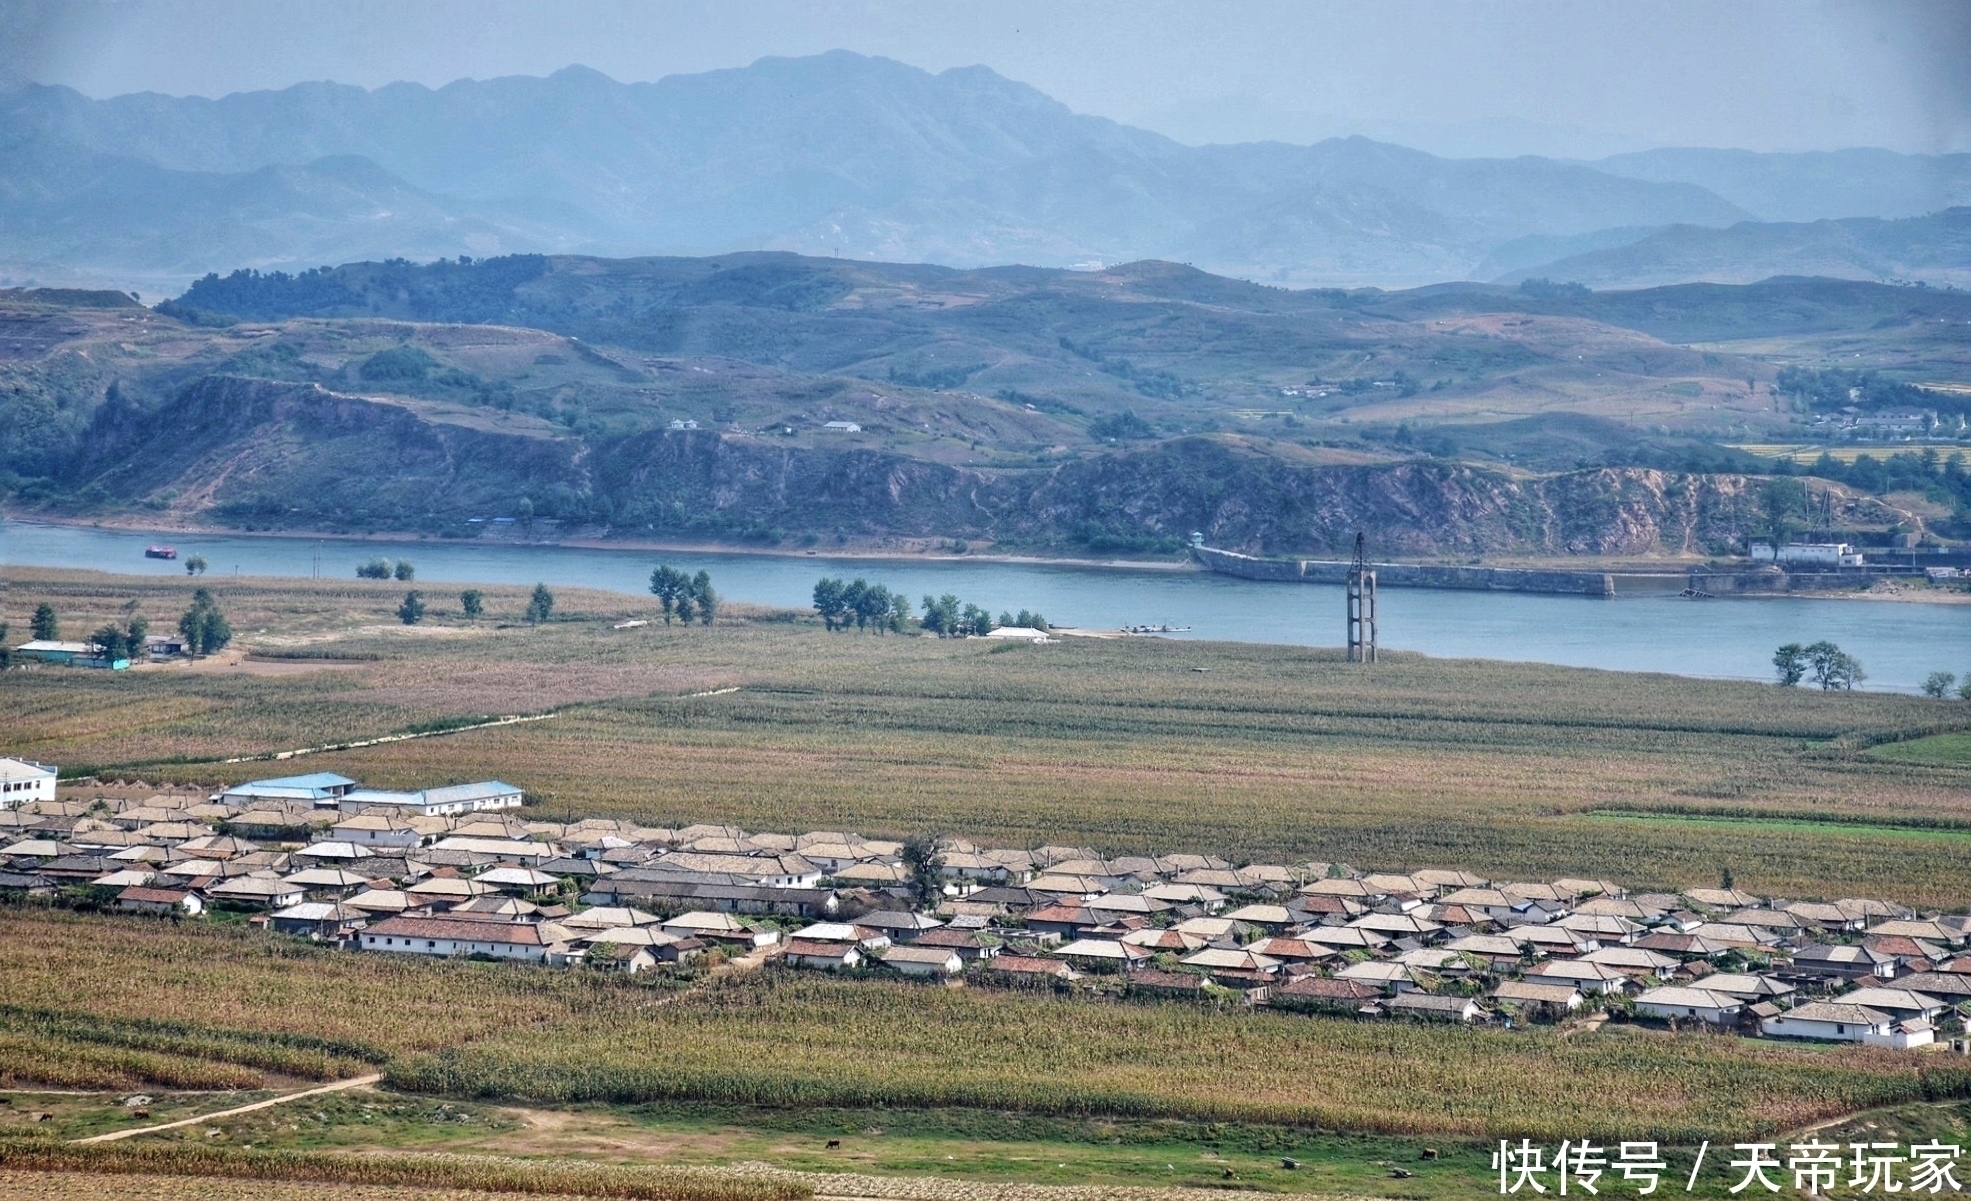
[2,51,1967,293]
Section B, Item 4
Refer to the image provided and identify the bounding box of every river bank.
[6,518,1964,692]
[3,512,1195,574]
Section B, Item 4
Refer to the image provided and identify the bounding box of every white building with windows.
[0,758,57,809]
[337,781,524,817]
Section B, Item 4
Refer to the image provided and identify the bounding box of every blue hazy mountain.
[3,52,1960,290]
[1493,209,1971,289]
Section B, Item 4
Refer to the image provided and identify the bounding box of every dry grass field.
[5,567,1971,900]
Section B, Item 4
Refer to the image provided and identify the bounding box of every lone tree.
[393,560,416,582]
[650,565,689,623]
[1772,643,1807,687]
[692,570,718,626]
[1804,640,1865,691]
[460,589,484,620]
[178,588,232,657]
[356,558,392,580]
[525,583,555,623]
[183,555,208,576]
[398,590,425,625]
[901,833,945,908]
[813,577,849,630]
[0,623,10,670]
[1922,671,1958,699]
[30,603,58,642]
[1759,477,1808,554]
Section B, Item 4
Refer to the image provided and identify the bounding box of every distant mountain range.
[1,52,1967,292]
[1495,208,1971,289]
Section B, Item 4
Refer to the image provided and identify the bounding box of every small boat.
[144,545,177,560]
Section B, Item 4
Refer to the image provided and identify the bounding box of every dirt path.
[70,1074,381,1143]
[217,713,554,765]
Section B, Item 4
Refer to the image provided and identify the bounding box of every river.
[4,520,1964,692]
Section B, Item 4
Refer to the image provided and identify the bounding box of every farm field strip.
[2,910,1967,1145]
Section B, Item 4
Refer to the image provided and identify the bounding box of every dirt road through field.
[70,1074,382,1143]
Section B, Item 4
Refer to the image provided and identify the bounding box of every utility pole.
[1346,531,1377,663]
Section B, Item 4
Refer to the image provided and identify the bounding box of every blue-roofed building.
[221,772,360,808]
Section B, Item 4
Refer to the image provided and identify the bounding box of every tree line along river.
[4,520,1964,692]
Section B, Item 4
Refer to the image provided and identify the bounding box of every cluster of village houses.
[3,757,1970,1051]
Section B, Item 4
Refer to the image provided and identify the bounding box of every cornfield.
[385,974,1971,1144]
[0,1008,381,1087]
[0,1140,811,1201]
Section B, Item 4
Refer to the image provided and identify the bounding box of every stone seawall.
[1688,568,1904,595]
[1193,547,1616,597]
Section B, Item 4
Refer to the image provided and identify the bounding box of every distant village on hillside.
[4,758,1970,1052]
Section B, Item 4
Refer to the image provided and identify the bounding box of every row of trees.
[649,566,718,625]
[1773,641,1865,690]
[1921,671,1971,701]
[88,612,149,664]
[812,578,912,633]
[30,595,230,659]
[919,594,994,638]
[812,579,1050,637]
[357,558,416,581]
[394,585,553,626]
[178,588,233,656]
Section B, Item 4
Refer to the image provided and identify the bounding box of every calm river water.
[5,521,1964,692]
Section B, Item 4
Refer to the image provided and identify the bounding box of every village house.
[1386,993,1487,1023]
[1491,980,1585,1017]
[1763,1001,1935,1049]
[782,938,863,970]
[336,781,524,818]
[360,915,557,962]
[1789,943,1900,981]
[270,901,365,941]
[879,945,964,976]
[1633,986,1742,1026]
[117,884,203,917]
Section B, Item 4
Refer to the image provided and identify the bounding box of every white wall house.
[1633,986,1742,1026]
[0,758,57,810]
[1763,1002,1935,1049]
[359,916,551,962]
[338,781,524,817]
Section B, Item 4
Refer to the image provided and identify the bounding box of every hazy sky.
[4,0,1967,156]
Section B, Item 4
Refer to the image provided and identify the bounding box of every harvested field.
[5,567,1970,901]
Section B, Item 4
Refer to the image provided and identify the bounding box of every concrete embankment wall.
[1193,546,1923,598]
[1193,547,1615,597]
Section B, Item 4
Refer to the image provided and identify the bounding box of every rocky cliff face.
[68,375,584,531]
[57,381,1773,556]
[1018,439,1763,557]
